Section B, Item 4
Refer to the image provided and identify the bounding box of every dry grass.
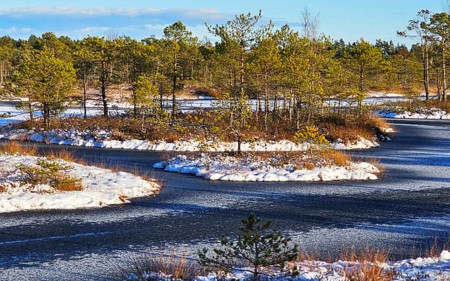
[323,150,351,167]
[365,115,391,131]
[0,142,37,156]
[44,149,86,165]
[367,158,385,175]
[118,254,204,281]
[0,185,6,193]
[340,248,395,281]
[325,125,374,143]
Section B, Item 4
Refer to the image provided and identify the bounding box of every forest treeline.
[0,10,447,129]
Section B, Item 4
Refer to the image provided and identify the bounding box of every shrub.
[294,126,329,161]
[198,214,299,281]
[16,158,82,192]
[121,254,204,281]
[341,249,394,281]
[0,142,37,156]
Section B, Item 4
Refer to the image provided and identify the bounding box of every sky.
[0,0,445,45]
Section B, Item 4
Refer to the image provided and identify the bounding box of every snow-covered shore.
[129,251,450,281]
[378,108,450,120]
[153,154,380,182]
[0,154,160,213]
[0,128,379,152]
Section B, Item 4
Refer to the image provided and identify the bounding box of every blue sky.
[0,0,444,45]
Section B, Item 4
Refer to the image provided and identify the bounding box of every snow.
[0,128,379,152]
[153,154,380,182]
[0,154,160,213]
[378,108,450,120]
[125,251,450,281]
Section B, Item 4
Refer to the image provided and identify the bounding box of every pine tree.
[16,47,75,129]
[198,214,299,281]
[426,12,450,101]
[207,11,268,153]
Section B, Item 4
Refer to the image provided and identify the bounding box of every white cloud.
[0,26,32,33]
[0,6,229,21]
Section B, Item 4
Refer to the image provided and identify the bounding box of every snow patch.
[0,128,379,152]
[153,154,379,182]
[378,108,450,120]
[0,154,160,213]
[126,251,450,281]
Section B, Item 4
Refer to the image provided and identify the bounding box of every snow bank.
[0,154,160,213]
[378,108,450,120]
[153,154,379,182]
[0,128,379,152]
[126,251,450,281]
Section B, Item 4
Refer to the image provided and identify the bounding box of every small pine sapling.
[198,214,299,281]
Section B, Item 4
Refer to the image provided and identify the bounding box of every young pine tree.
[16,47,75,129]
[198,214,299,281]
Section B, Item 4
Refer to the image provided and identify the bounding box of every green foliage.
[294,126,329,160]
[16,158,82,191]
[14,47,76,128]
[2,10,448,128]
[294,126,329,147]
[198,214,299,281]
[135,75,158,109]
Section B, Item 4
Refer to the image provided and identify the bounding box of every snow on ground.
[378,108,450,120]
[0,154,160,213]
[141,251,450,281]
[153,154,379,182]
[0,128,379,152]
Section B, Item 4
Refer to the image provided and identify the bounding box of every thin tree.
[426,12,450,101]
[207,11,268,153]
[398,10,432,100]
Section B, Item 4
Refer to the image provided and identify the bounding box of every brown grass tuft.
[341,248,394,281]
[118,254,204,280]
[325,150,351,167]
[0,142,37,156]
[44,149,85,165]
[367,158,385,175]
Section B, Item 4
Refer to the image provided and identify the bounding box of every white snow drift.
[129,251,450,281]
[0,128,379,152]
[153,154,380,182]
[0,154,160,213]
[378,108,450,120]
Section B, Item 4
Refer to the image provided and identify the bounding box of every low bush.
[16,158,82,192]
[119,254,204,281]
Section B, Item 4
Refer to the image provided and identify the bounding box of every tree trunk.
[237,43,245,154]
[101,62,108,117]
[436,68,441,101]
[133,89,138,117]
[171,53,178,120]
[28,101,33,123]
[83,74,88,119]
[0,61,3,84]
[264,69,269,130]
[442,40,447,102]
[359,64,364,93]
[423,40,430,100]
[172,75,176,117]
